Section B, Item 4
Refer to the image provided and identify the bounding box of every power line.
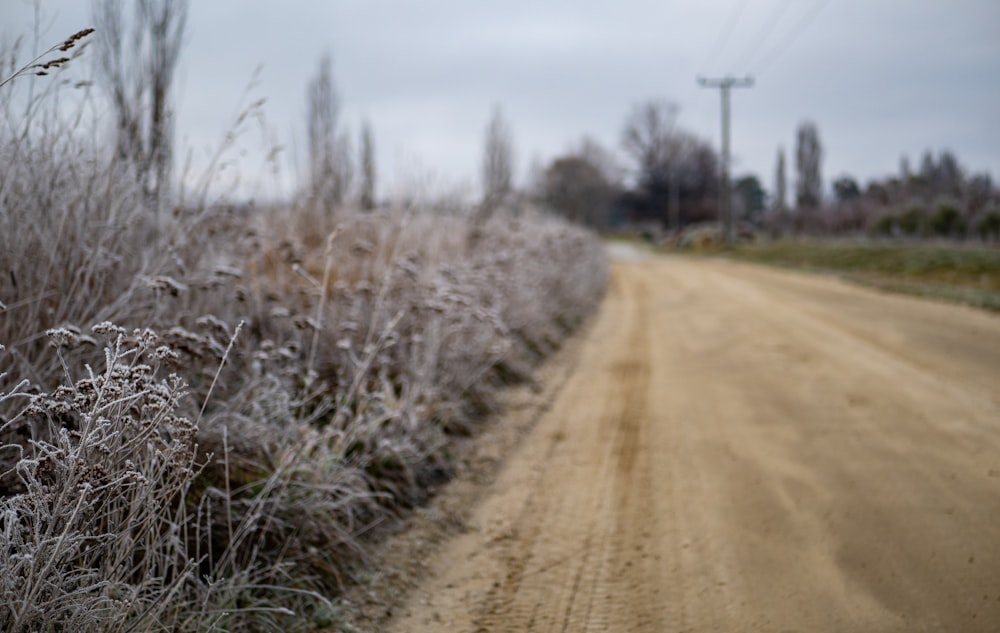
[704,0,750,72]
[735,0,795,72]
[753,0,833,73]
[697,75,754,244]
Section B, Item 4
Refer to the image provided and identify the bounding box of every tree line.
[765,135,1000,242]
[529,102,998,243]
[529,101,799,236]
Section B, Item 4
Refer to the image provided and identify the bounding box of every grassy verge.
[0,198,607,631]
[713,239,1000,312]
[0,35,609,632]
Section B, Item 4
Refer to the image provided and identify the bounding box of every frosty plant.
[0,320,297,632]
[0,28,94,89]
[1,324,193,631]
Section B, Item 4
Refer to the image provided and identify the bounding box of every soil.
[342,247,1000,632]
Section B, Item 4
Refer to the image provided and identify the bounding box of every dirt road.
[387,251,1000,632]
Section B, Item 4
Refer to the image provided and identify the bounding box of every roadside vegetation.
[0,14,606,633]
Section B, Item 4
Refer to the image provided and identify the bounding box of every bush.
[897,205,927,237]
[869,212,898,237]
[928,201,965,238]
[977,208,1000,242]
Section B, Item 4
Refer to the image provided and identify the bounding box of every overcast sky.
[3,0,999,201]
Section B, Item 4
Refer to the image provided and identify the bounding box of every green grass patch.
[714,239,1000,311]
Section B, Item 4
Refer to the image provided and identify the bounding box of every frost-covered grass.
[0,43,608,632]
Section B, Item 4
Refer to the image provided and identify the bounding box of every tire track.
[468,264,665,632]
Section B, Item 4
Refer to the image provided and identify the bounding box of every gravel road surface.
[387,252,1000,632]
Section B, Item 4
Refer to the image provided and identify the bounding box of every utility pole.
[698,75,753,244]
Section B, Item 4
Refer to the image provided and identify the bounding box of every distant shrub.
[869,212,898,237]
[897,205,927,237]
[928,201,965,238]
[977,208,1000,242]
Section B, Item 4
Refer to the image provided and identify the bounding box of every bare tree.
[774,146,787,212]
[359,119,376,210]
[481,104,514,211]
[307,53,352,211]
[795,121,823,209]
[900,155,912,181]
[91,0,187,223]
[930,150,964,198]
[621,100,679,189]
[93,0,140,166]
[623,100,683,228]
[621,100,718,228]
[543,143,619,229]
[334,130,353,205]
[576,136,624,187]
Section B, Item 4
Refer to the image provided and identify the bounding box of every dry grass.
[0,36,608,631]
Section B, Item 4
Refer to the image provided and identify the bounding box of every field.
[716,239,1000,311]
